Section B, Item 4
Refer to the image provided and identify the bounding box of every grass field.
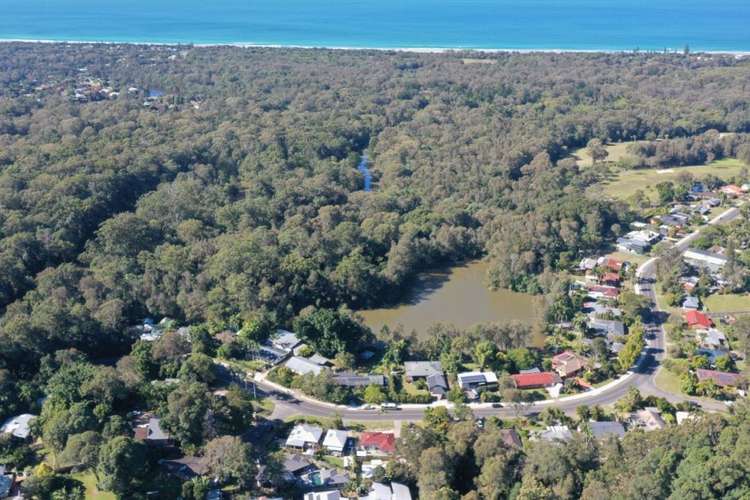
[655,367,684,395]
[590,158,747,201]
[72,472,115,500]
[573,141,643,168]
[704,293,750,313]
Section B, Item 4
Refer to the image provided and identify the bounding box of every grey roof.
[332,373,386,387]
[285,356,324,376]
[404,361,443,378]
[427,373,448,393]
[308,353,333,366]
[147,417,169,441]
[271,329,303,352]
[286,423,324,448]
[1,413,36,439]
[589,319,625,337]
[587,421,626,439]
[539,425,573,442]
[682,296,700,309]
[283,454,313,474]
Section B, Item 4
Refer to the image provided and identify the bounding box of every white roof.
[285,356,324,376]
[1,413,37,439]
[272,329,302,351]
[305,491,341,500]
[323,429,349,450]
[359,482,412,500]
[539,425,572,442]
[457,371,498,388]
[286,423,324,447]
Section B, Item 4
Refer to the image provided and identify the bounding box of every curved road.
[251,206,741,421]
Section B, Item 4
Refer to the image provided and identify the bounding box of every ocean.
[0,0,749,52]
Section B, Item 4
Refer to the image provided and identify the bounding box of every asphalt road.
[252,205,742,421]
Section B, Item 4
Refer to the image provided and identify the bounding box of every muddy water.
[359,260,542,343]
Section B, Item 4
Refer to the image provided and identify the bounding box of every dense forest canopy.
[2,43,750,394]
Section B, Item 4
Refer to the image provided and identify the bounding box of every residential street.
[254,205,742,421]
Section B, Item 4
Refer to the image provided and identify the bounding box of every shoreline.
[0,38,748,56]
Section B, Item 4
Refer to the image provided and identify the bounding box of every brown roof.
[499,429,522,448]
[696,369,741,387]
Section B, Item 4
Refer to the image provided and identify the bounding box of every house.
[617,237,650,254]
[283,455,317,479]
[159,456,209,480]
[403,361,443,381]
[588,318,625,337]
[684,248,728,271]
[305,491,341,500]
[584,301,622,317]
[586,285,620,300]
[361,459,387,479]
[720,184,743,197]
[682,296,700,310]
[322,429,350,456]
[586,421,626,440]
[360,482,413,500]
[697,328,727,349]
[499,429,522,448]
[426,373,449,400]
[457,372,499,393]
[308,353,333,366]
[684,310,713,329]
[270,329,303,353]
[0,466,12,499]
[285,424,324,450]
[630,408,665,431]
[551,351,587,378]
[332,373,386,387]
[598,257,624,272]
[285,356,324,376]
[357,432,396,456]
[579,257,598,271]
[539,425,573,442]
[511,372,561,389]
[601,272,621,286]
[133,416,171,446]
[696,368,741,387]
[1,414,36,440]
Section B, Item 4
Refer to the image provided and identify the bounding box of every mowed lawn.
[573,141,645,168]
[591,158,747,201]
[72,472,115,500]
[703,293,750,313]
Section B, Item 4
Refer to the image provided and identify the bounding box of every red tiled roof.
[696,369,741,387]
[359,432,396,453]
[588,285,619,298]
[684,310,713,328]
[602,272,620,283]
[512,372,560,389]
[602,258,623,271]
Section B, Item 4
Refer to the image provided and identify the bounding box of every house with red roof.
[511,372,561,389]
[684,310,713,329]
[720,184,743,198]
[357,432,396,457]
[599,257,624,272]
[587,285,619,300]
[696,369,741,387]
[601,272,621,287]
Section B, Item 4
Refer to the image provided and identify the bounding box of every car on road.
[380,402,401,411]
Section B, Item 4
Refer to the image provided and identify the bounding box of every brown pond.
[359,260,542,343]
